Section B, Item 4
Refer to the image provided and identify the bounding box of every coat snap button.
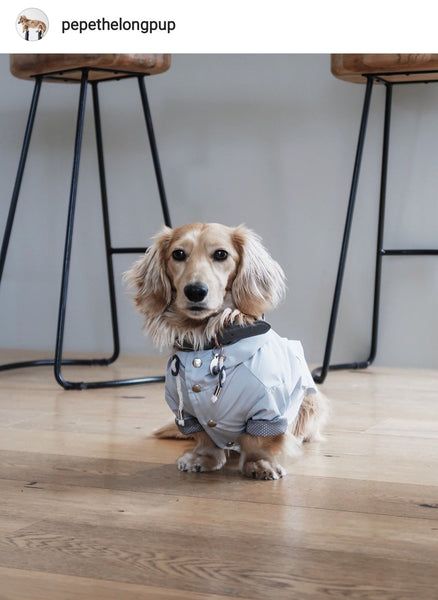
[207,420,217,427]
[192,384,202,393]
[192,358,202,368]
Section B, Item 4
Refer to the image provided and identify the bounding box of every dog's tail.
[153,421,192,439]
[291,391,330,443]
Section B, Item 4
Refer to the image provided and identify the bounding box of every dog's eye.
[213,249,228,261]
[172,249,186,261]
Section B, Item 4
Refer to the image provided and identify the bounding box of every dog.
[18,15,47,38]
[126,223,328,480]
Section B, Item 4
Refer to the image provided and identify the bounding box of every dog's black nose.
[184,283,208,303]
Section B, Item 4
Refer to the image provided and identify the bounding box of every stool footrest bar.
[381,249,438,256]
[0,358,112,370]
[111,247,148,254]
[0,358,164,390]
[312,360,372,383]
[60,376,165,391]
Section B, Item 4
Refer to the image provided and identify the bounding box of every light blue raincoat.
[165,329,317,449]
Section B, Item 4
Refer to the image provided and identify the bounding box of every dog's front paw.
[177,451,226,473]
[241,458,286,480]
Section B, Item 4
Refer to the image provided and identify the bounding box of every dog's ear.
[231,225,286,317]
[124,226,173,319]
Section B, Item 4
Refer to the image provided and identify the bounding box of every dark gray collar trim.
[174,320,271,352]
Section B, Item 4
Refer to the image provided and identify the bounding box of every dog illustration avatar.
[18,15,47,39]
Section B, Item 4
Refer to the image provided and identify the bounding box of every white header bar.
[2,0,436,54]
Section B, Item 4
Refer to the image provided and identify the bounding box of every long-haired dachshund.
[18,15,47,37]
[126,222,328,480]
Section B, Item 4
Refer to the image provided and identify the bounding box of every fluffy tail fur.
[153,422,192,439]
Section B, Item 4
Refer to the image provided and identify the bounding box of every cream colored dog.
[18,15,47,37]
[127,223,328,480]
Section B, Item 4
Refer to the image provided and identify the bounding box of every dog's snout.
[184,282,208,303]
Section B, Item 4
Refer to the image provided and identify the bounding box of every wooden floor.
[0,350,437,600]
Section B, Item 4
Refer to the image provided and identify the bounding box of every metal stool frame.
[0,67,171,389]
[313,72,438,384]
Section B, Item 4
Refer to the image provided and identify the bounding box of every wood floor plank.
[1,426,436,485]
[366,417,438,438]
[0,428,180,463]
[1,519,437,600]
[290,432,438,485]
[1,450,437,520]
[0,566,244,600]
[1,478,437,566]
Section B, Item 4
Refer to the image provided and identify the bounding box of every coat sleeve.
[244,380,290,437]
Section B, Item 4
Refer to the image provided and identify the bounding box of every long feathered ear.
[124,226,173,319]
[231,225,286,317]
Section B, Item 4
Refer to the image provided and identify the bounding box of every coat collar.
[173,320,271,352]
[173,327,275,373]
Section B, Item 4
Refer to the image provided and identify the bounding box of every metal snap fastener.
[207,419,217,427]
[192,358,202,368]
[226,441,235,447]
[192,384,202,393]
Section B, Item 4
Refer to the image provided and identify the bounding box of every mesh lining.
[176,416,204,435]
[246,417,288,437]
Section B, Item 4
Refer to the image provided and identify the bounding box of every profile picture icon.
[16,8,49,41]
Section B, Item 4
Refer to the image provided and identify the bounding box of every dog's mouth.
[184,304,215,320]
[187,305,208,316]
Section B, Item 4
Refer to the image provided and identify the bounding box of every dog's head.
[126,222,286,347]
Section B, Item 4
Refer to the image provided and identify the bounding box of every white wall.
[1,54,438,369]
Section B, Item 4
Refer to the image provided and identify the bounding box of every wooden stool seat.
[10,54,171,83]
[332,54,438,84]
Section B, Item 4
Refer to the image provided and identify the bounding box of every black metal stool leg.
[91,82,120,366]
[312,76,375,384]
[0,77,42,285]
[0,78,43,373]
[138,76,172,228]
[54,69,90,389]
[367,82,393,366]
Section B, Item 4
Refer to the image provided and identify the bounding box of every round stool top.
[10,54,171,82]
[332,54,438,84]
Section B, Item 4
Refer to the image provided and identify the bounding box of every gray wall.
[1,54,437,369]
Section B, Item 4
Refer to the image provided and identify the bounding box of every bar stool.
[0,54,172,389]
[313,54,438,383]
